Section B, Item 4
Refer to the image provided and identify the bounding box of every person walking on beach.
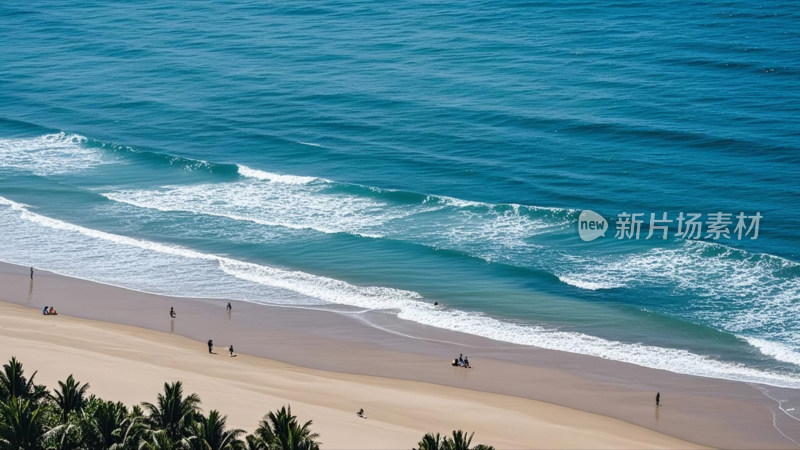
[30,267,33,280]
[656,392,661,406]
[208,339,213,353]
[226,302,232,313]
[229,344,234,356]
[170,307,176,318]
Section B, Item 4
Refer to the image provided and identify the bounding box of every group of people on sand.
[452,353,471,368]
[199,303,236,357]
[170,303,236,357]
[42,305,57,315]
[207,339,236,357]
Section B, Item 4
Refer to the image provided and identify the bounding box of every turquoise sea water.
[0,1,798,389]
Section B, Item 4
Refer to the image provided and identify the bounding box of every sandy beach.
[2,262,798,448]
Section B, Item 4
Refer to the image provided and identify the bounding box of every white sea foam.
[558,275,623,290]
[744,337,800,367]
[237,164,319,184]
[1,195,798,389]
[101,181,425,238]
[0,133,110,175]
[297,141,322,148]
[102,181,564,264]
[557,240,800,369]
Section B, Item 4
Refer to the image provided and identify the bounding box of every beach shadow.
[655,405,660,424]
[27,279,33,303]
[170,319,174,333]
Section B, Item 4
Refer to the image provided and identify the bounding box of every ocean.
[0,1,798,389]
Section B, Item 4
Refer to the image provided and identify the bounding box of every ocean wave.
[100,180,566,263]
[0,132,110,176]
[101,181,422,239]
[237,164,320,184]
[743,337,800,367]
[296,141,323,148]
[557,275,623,290]
[1,195,798,389]
[557,240,800,365]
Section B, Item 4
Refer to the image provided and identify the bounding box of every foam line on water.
[556,240,800,367]
[237,164,320,184]
[0,133,111,176]
[557,275,623,290]
[101,183,431,239]
[101,182,566,264]
[744,337,800,367]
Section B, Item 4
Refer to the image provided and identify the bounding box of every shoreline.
[1,301,701,449]
[3,261,799,448]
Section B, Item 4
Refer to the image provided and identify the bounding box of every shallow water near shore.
[0,0,798,396]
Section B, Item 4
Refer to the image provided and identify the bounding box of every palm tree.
[141,381,202,443]
[80,398,128,448]
[40,422,81,450]
[415,431,494,450]
[0,357,47,405]
[415,432,444,450]
[243,434,266,450]
[445,430,473,450]
[254,405,320,450]
[138,428,193,450]
[109,406,148,450]
[192,409,244,450]
[0,396,46,450]
[51,374,90,423]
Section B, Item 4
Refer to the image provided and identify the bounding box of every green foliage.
[0,396,46,450]
[0,357,47,406]
[51,374,90,423]
[141,381,202,443]
[192,409,245,450]
[81,397,129,448]
[254,405,320,450]
[414,430,493,450]
[416,432,444,450]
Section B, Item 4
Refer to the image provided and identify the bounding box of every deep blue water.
[0,1,798,388]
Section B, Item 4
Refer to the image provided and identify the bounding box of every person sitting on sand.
[357,408,365,418]
[42,306,49,315]
[48,307,57,315]
[452,358,459,366]
[463,356,471,368]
